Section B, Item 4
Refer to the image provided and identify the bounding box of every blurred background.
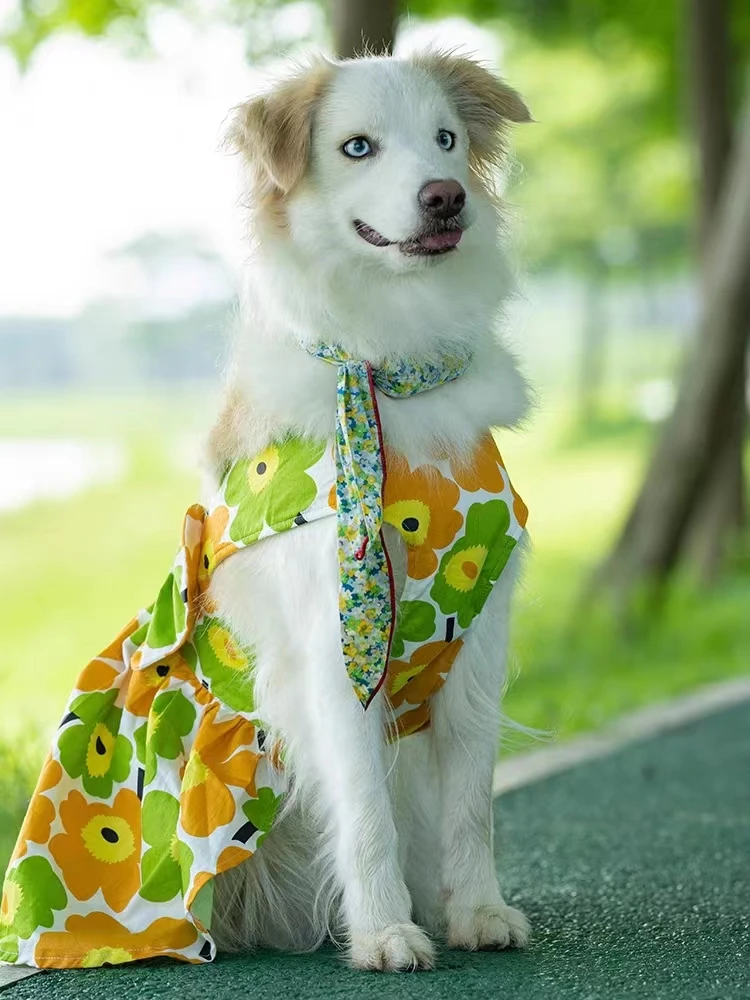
[1,0,749,870]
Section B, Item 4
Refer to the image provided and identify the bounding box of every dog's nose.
[418,179,466,219]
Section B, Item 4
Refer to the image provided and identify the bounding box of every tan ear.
[412,50,531,169]
[225,58,334,194]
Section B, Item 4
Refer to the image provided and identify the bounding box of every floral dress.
[0,350,528,971]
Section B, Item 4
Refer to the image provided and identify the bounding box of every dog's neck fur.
[211,218,531,479]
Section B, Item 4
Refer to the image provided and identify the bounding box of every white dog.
[207,49,533,971]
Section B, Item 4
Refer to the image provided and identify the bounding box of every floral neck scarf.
[308,344,472,706]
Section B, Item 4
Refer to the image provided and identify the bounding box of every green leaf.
[193,617,256,713]
[242,787,283,847]
[139,790,191,903]
[4,857,67,940]
[146,567,186,650]
[142,690,196,785]
[431,501,516,630]
[142,790,179,849]
[391,600,437,658]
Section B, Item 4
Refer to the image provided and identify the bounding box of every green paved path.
[6,701,750,1000]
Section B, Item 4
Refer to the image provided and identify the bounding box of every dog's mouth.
[353,219,463,256]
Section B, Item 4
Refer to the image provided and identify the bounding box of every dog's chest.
[205,433,527,733]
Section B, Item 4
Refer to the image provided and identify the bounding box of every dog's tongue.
[419,229,462,251]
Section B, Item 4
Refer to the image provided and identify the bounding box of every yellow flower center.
[182,749,209,791]
[384,499,431,547]
[199,539,216,583]
[444,545,488,592]
[388,662,426,697]
[208,624,248,672]
[1,879,21,925]
[81,814,135,864]
[246,447,279,495]
[169,832,182,864]
[86,723,115,778]
[82,946,134,968]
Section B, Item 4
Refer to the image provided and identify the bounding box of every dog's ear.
[225,59,333,194]
[412,50,531,169]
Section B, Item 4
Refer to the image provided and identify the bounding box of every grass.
[1,389,749,871]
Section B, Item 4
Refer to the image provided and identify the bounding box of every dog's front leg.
[306,638,435,971]
[267,521,433,971]
[431,549,530,950]
[210,520,433,968]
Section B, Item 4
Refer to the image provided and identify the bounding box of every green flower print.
[58,690,132,798]
[140,791,194,903]
[0,926,17,964]
[391,600,437,658]
[225,438,326,542]
[240,787,283,848]
[134,689,196,785]
[0,857,67,961]
[145,565,186,651]
[431,500,516,630]
[193,616,256,713]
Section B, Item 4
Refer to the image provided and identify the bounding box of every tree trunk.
[684,0,746,581]
[596,96,750,605]
[330,0,399,59]
[689,0,732,249]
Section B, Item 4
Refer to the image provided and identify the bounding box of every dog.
[207,49,533,971]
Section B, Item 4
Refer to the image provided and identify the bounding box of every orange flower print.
[124,650,197,718]
[11,758,62,862]
[383,453,463,580]
[182,504,206,563]
[75,617,140,692]
[181,708,261,838]
[387,639,464,710]
[185,871,213,914]
[49,790,141,913]
[390,703,431,740]
[510,478,528,528]
[97,618,140,662]
[450,433,506,493]
[450,435,528,527]
[34,911,198,968]
[198,506,238,594]
[217,845,253,874]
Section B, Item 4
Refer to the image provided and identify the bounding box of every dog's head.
[226,51,530,274]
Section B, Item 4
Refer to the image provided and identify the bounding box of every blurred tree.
[597,95,750,604]
[2,0,152,66]
[503,35,691,426]
[683,0,745,581]
[1,0,398,63]
[596,0,750,600]
[330,0,398,57]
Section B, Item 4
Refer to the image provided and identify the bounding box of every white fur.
[208,52,532,971]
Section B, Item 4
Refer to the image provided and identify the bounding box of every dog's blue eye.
[437,129,456,151]
[342,136,373,159]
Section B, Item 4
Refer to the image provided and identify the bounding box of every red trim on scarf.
[364,362,396,710]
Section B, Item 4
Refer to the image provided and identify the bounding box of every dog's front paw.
[446,902,530,951]
[349,922,436,972]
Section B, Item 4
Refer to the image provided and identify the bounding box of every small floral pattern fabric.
[1,353,526,972]
[310,344,472,705]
